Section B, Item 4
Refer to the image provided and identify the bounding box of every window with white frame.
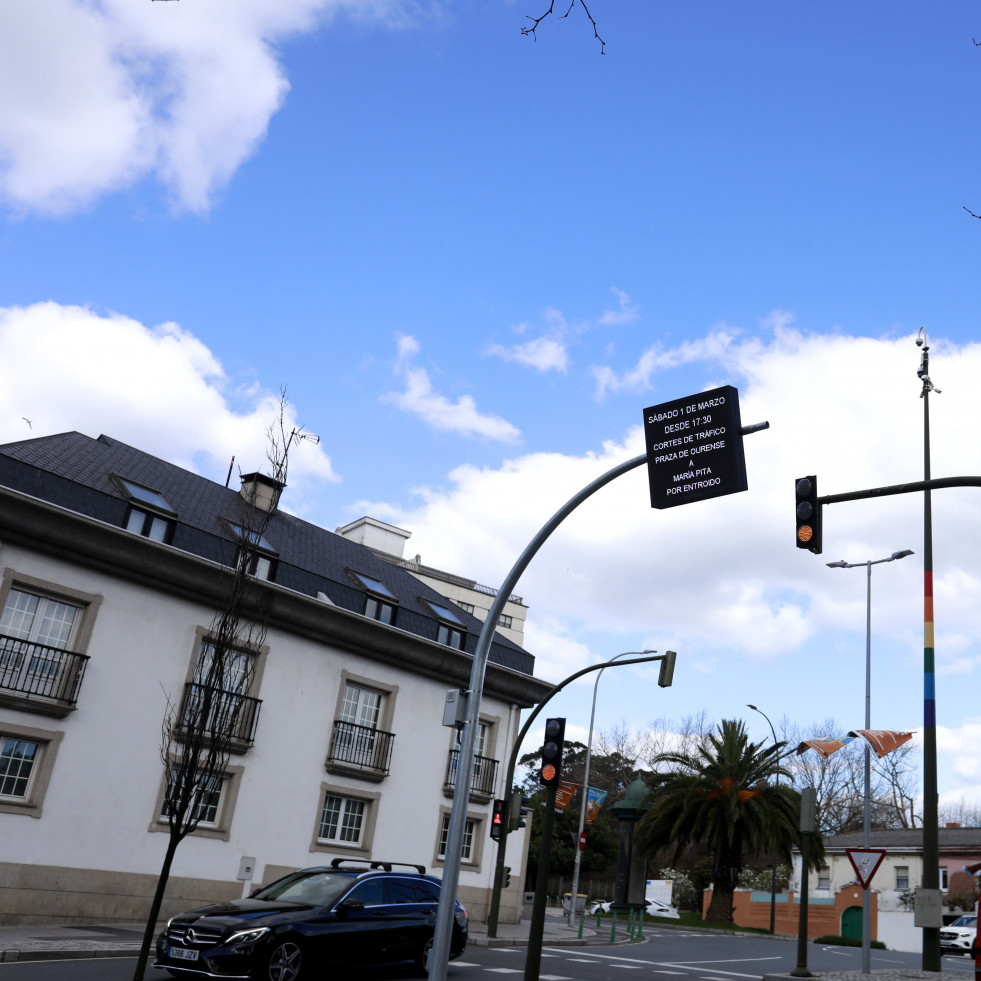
[438,813,476,861]
[498,614,513,629]
[817,867,830,890]
[426,601,467,650]
[350,572,397,625]
[895,865,910,891]
[335,683,382,764]
[0,735,39,800]
[0,588,83,696]
[193,640,253,693]
[228,524,277,582]
[0,723,63,816]
[318,793,366,845]
[940,867,948,890]
[156,763,242,838]
[162,770,226,827]
[118,479,176,543]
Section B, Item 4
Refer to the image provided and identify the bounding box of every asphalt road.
[0,929,975,981]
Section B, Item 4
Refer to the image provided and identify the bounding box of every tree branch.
[522,0,605,54]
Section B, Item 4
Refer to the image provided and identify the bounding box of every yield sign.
[846,848,886,889]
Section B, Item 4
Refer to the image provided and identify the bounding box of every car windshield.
[253,871,353,906]
[952,915,977,928]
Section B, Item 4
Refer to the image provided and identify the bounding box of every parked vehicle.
[154,859,468,980]
[588,898,680,918]
[940,914,977,957]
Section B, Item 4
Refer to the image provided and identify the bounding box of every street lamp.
[567,650,648,924]
[747,704,779,934]
[827,547,913,973]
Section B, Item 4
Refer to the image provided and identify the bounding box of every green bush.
[813,935,885,949]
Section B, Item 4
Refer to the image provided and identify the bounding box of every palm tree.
[638,718,820,923]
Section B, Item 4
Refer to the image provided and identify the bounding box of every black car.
[154,859,469,980]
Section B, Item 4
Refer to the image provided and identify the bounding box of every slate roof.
[0,431,535,675]
[822,827,981,852]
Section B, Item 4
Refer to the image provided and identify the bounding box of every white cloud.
[485,335,569,373]
[0,0,410,215]
[591,325,744,400]
[382,333,521,442]
[0,302,339,505]
[367,324,981,799]
[597,288,640,327]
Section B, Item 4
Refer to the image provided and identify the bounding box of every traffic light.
[540,717,566,788]
[795,475,822,554]
[503,866,511,888]
[490,799,507,840]
[509,790,530,831]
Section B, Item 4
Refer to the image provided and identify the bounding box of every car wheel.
[266,939,304,981]
[414,936,434,976]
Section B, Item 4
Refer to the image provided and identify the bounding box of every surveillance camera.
[915,337,923,347]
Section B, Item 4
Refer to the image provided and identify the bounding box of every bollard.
[610,910,617,944]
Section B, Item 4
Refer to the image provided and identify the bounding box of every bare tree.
[780,716,921,834]
[132,396,313,981]
[522,0,605,54]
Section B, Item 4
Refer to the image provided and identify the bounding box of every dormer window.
[426,601,466,650]
[350,572,397,625]
[119,479,175,543]
[229,524,277,582]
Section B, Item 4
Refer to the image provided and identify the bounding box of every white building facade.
[0,433,551,926]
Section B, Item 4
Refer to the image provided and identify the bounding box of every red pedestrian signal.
[490,799,507,840]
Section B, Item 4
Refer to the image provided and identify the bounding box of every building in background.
[336,516,528,648]
[0,432,550,926]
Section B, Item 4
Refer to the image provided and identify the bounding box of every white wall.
[0,540,526,897]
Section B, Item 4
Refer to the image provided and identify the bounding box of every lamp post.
[827,548,913,973]
[567,651,642,925]
[747,703,779,934]
[916,325,941,972]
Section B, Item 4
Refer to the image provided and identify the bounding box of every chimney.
[945,822,962,829]
[239,472,285,514]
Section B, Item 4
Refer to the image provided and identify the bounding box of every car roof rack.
[329,858,427,875]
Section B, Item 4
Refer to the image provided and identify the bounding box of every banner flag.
[554,781,579,813]
[585,787,608,825]
[847,729,914,758]
[796,735,853,758]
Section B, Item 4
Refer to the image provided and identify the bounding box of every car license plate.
[168,945,200,961]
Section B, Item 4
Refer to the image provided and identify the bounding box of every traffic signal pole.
[523,782,558,981]
[427,452,649,981]
[485,652,670,937]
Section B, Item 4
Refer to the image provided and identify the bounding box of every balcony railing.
[176,682,262,749]
[326,720,395,778]
[0,634,89,714]
[444,749,499,798]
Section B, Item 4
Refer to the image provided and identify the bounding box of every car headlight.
[225,927,270,946]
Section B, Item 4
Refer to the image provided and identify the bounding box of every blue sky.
[2,0,981,813]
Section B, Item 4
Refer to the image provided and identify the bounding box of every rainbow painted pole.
[918,328,940,972]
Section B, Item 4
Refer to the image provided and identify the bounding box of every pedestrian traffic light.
[490,799,507,840]
[509,791,531,831]
[795,475,822,554]
[540,717,565,788]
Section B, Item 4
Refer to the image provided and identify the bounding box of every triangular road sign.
[846,848,887,889]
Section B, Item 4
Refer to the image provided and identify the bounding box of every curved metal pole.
[429,453,647,981]
[487,653,665,935]
[568,651,641,923]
